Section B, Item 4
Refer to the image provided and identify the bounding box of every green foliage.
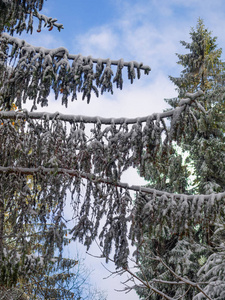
[169,18,224,97]
[136,19,225,299]
[142,143,189,194]
[0,173,104,299]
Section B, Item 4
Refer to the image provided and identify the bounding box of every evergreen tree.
[0,2,224,299]
[136,19,225,299]
[165,18,225,196]
[170,18,224,96]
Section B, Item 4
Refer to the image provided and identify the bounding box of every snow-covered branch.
[0,33,150,108]
[33,11,64,33]
[1,0,63,34]
[0,91,204,189]
[1,33,150,71]
[0,164,224,270]
[0,165,224,202]
[0,109,169,124]
[157,256,212,299]
[0,90,203,124]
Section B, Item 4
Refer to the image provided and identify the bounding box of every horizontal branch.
[1,32,151,106]
[0,109,179,124]
[2,33,150,72]
[0,90,204,124]
[0,165,224,201]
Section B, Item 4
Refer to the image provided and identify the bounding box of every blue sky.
[20,0,225,299]
[26,0,225,119]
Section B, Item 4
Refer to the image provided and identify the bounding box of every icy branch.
[0,109,182,124]
[1,33,150,71]
[34,11,64,33]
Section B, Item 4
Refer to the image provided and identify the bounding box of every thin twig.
[87,241,175,300]
[157,256,212,300]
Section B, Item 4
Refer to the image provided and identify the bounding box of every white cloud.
[30,33,64,48]
[74,27,119,58]
[71,0,225,78]
[71,3,189,79]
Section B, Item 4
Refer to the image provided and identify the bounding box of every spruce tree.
[1,2,224,298]
[136,19,225,299]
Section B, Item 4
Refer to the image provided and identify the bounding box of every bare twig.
[157,256,212,300]
[87,241,175,300]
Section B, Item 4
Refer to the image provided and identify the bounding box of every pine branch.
[33,11,64,33]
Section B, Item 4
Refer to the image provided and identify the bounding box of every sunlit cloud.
[74,27,119,58]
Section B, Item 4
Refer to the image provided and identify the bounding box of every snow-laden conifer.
[0,3,224,298]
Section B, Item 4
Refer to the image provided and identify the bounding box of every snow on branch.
[0,110,166,175]
[0,163,224,268]
[0,90,207,268]
[0,165,224,201]
[0,108,183,124]
[33,11,64,34]
[1,0,63,35]
[131,189,225,254]
[0,90,203,125]
[0,90,204,184]
[0,33,151,108]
